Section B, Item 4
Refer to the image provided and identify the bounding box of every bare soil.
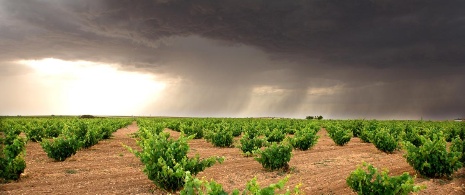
[2,122,464,194]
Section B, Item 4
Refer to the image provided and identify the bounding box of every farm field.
[3,1,465,194]
[1,118,464,194]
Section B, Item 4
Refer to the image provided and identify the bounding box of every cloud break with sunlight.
[13,58,165,116]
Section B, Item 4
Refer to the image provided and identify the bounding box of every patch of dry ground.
[2,122,464,194]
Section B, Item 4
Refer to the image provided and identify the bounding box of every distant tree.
[317,116,323,120]
[306,116,314,120]
[80,115,95,119]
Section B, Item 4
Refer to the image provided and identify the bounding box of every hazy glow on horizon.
[16,58,166,115]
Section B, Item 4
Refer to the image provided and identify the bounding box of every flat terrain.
[2,122,464,194]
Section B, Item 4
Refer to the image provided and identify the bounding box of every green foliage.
[99,125,113,139]
[239,132,266,156]
[359,130,373,143]
[40,134,81,161]
[350,120,365,138]
[181,173,300,195]
[41,118,131,159]
[167,120,182,132]
[255,142,292,170]
[403,132,462,178]
[244,126,261,138]
[230,125,242,137]
[451,137,465,163]
[290,127,319,151]
[181,124,204,139]
[346,162,424,195]
[402,124,423,147]
[128,129,223,192]
[359,120,378,143]
[231,175,300,195]
[327,126,352,146]
[81,126,102,149]
[4,118,131,163]
[206,129,234,148]
[0,122,26,182]
[180,172,228,195]
[445,125,465,142]
[267,128,286,143]
[372,127,399,153]
[24,125,45,142]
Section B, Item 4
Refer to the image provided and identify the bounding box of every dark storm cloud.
[1,0,464,119]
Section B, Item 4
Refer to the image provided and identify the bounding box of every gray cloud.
[0,0,464,119]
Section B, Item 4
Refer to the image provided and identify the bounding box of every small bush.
[372,127,399,153]
[359,120,378,143]
[40,135,81,161]
[181,172,228,195]
[346,162,424,195]
[181,173,300,195]
[81,127,102,148]
[445,123,465,142]
[207,130,234,147]
[328,126,352,146]
[266,128,286,143]
[181,124,204,139]
[403,132,462,178]
[351,120,365,138]
[403,124,423,147]
[290,127,319,151]
[0,125,26,181]
[24,125,45,142]
[232,175,300,195]
[167,121,181,132]
[44,123,62,138]
[99,125,113,139]
[231,128,242,137]
[255,142,292,170]
[359,129,373,143]
[239,133,266,156]
[244,126,261,138]
[451,137,465,163]
[128,130,223,192]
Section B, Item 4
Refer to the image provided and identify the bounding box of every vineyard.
[1,117,465,194]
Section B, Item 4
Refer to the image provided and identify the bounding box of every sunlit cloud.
[16,58,166,115]
[307,85,344,96]
[252,85,285,95]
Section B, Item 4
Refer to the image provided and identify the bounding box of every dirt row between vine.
[2,122,464,194]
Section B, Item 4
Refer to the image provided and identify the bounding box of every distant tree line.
[80,115,96,118]
[306,115,323,120]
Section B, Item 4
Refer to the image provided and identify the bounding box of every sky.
[0,0,464,120]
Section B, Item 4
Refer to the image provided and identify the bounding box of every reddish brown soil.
[2,123,464,194]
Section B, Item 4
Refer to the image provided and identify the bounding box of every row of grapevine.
[0,118,26,182]
[39,118,133,161]
[2,117,132,173]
